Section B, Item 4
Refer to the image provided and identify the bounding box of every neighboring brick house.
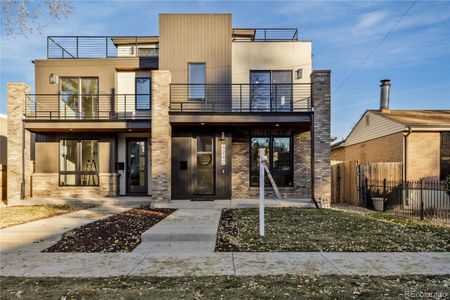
[331,80,450,182]
[7,14,331,206]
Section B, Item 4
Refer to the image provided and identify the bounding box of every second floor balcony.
[24,94,151,120]
[169,83,311,113]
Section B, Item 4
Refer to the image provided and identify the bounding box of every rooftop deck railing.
[47,36,159,59]
[169,83,311,113]
[232,28,298,41]
[24,94,151,120]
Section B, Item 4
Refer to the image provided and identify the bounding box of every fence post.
[383,178,387,212]
[365,177,369,208]
[420,179,424,220]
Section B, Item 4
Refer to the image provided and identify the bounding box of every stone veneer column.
[7,83,30,202]
[311,71,331,207]
[151,71,172,202]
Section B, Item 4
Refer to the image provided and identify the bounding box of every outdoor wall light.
[296,69,302,79]
[49,73,58,84]
[201,122,205,125]
[220,132,225,140]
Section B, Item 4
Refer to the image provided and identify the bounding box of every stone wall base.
[31,173,118,198]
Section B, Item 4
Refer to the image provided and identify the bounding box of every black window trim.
[249,70,293,112]
[58,139,99,187]
[135,76,151,111]
[249,134,294,187]
[187,62,207,101]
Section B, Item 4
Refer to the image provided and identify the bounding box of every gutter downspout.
[402,126,412,204]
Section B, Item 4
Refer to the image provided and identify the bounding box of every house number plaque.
[220,144,226,166]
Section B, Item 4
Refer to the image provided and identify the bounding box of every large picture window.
[60,77,99,119]
[59,140,99,186]
[188,63,206,100]
[250,70,292,112]
[135,77,151,110]
[250,136,292,187]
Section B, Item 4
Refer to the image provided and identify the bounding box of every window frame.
[135,76,151,111]
[440,132,450,180]
[187,62,206,101]
[58,139,99,187]
[59,76,99,118]
[249,70,293,112]
[249,134,294,187]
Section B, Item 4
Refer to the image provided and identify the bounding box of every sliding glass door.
[60,77,99,119]
[250,71,292,111]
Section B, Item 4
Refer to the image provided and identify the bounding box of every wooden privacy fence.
[331,161,402,205]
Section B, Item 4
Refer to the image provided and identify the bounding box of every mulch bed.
[44,206,175,253]
[215,209,240,252]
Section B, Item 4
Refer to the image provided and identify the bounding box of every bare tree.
[1,0,73,36]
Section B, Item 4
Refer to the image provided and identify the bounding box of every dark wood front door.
[126,138,147,194]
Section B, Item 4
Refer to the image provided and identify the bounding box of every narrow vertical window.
[135,77,151,110]
[188,63,206,100]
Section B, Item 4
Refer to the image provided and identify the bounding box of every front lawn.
[0,203,97,229]
[1,275,448,299]
[44,207,175,252]
[216,208,450,252]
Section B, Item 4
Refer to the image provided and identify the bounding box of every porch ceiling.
[23,120,151,133]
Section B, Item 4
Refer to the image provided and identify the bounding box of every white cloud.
[355,10,389,30]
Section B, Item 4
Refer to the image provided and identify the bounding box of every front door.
[195,135,215,195]
[126,138,147,194]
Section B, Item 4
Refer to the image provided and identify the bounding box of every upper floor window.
[250,70,292,112]
[135,77,151,110]
[188,63,206,100]
[60,77,99,119]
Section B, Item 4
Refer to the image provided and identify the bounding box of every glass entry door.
[60,77,99,119]
[250,71,292,111]
[196,136,214,195]
[126,139,148,194]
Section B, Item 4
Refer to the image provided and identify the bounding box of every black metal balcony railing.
[232,28,298,42]
[47,36,159,59]
[169,84,311,113]
[24,94,151,120]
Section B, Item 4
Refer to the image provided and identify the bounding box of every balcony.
[232,28,298,42]
[169,83,312,127]
[24,94,151,120]
[47,36,159,59]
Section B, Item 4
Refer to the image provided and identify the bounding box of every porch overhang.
[23,120,151,133]
[169,112,312,128]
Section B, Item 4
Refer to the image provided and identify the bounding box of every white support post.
[259,148,265,237]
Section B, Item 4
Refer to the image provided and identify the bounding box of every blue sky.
[1,0,449,140]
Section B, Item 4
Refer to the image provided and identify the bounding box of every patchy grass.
[0,203,97,229]
[44,207,174,252]
[1,275,449,299]
[216,208,450,252]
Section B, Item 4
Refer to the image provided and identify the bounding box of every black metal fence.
[232,28,298,41]
[24,94,151,120]
[170,83,311,112]
[47,36,159,59]
[360,178,450,222]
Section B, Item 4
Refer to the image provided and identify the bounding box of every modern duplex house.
[7,14,331,206]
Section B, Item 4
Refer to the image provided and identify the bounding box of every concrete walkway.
[134,209,221,254]
[1,252,449,277]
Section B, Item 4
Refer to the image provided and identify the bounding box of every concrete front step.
[141,209,221,243]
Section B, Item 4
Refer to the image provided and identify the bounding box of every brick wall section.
[151,71,172,202]
[31,173,118,198]
[407,132,440,181]
[311,71,331,207]
[332,132,403,163]
[7,83,31,202]
[231,131,312,199]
